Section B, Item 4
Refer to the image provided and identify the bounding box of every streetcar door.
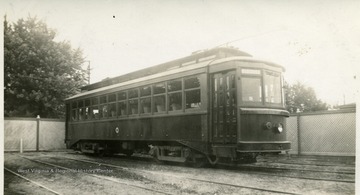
[211,71,237,143]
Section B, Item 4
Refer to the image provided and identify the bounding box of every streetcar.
[65,47,290,166]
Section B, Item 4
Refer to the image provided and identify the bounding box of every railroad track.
[59,156,301,195]
[4,167,62,195]
[71,155,356,184]
[11,154,174,195]
[219,163,355,184]
[64,152,355,184]
[16,153,301,195]
[68,151,355,175]
[258,160,355,168]
[231,163,355,175]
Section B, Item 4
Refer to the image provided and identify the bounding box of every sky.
[1,0,359,106]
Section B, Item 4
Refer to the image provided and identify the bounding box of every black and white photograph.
[1,0,359,194]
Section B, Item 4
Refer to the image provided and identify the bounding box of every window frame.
[117,91,128,117]
[184,75,201,110]
[153,82,166,114]
[239,68,284,107]
[140,85,152,115]
[69,73,205,122]
[167,78,184,112]
[240,68,263,106]
[108,93,117,118]
[128,88,139,115]
[263,70,283,106]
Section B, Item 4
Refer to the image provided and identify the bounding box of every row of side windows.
[70,75,201,121]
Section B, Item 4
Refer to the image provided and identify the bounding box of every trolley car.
[65,47,290,166]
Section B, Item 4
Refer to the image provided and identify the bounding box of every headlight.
[274,123,283,133]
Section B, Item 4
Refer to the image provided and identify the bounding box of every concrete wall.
[285,109,356,156]
[4,108,356,156]
[4,118,66,152]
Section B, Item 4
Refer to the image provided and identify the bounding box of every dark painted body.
[65,48,290,162]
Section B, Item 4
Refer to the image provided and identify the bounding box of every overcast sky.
[2,0,359,105]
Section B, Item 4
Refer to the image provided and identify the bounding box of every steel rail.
[66,153,355,183]
[234,163,355,175]
[4,167,62,195]
[216,163,355,184]
[19,155,174,195]
[63,156,301,195]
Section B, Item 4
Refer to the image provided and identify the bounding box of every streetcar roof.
[66,56,284,101]
[81,47,251,91]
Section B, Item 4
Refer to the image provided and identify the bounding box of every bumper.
[237,141,291,152]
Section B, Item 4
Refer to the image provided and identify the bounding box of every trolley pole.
[36,115,40,152]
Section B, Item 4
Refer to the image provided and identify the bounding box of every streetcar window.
[214,78,218,92]
[85,99,90,106]
[71,109,78,121]
[100,96,107,104]
[129,89,138,98]
[185,76,201,109]
[71,102,77,109]
[109,94,116,102]
[264,71,281,104]
[153,82,166,113]
[225,75,235,90]
[84,99,91,120]
[118,91,127,101]
[99,105,108,118]
[91,97,98,105]
[185,76,200,89]
[140,97,151,114]
[91,97,99,119]
[118,91,127,117]
[154,95,165,113]
[85,107,92,120]
[79,107,84,121]
[153,82,165,94]
[92,107,99,119]
[78,100,84,108]
[241,78,262,102]
[129,99,138,114]
[168,79,182,92]
[230,75,236,89]
[169,92,182,111]
[168,79,183,111]
[78,100,84,121]
[118,101,127,116]
[219,77,224,91]
[140,86,151,97]
[71,101,78,121]
[109,103,116,117]
[185,90,201,109]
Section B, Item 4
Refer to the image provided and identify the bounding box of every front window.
[264,71,281,104]
[241,77,262,102]
[241,68,282,105]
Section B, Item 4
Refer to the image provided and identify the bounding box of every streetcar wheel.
[123,150,134,157]
[191,157,208,168]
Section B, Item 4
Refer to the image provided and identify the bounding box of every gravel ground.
[4,152,355,195]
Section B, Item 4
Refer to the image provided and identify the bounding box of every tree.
[4,16,87,118]
[284,81,329,113]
